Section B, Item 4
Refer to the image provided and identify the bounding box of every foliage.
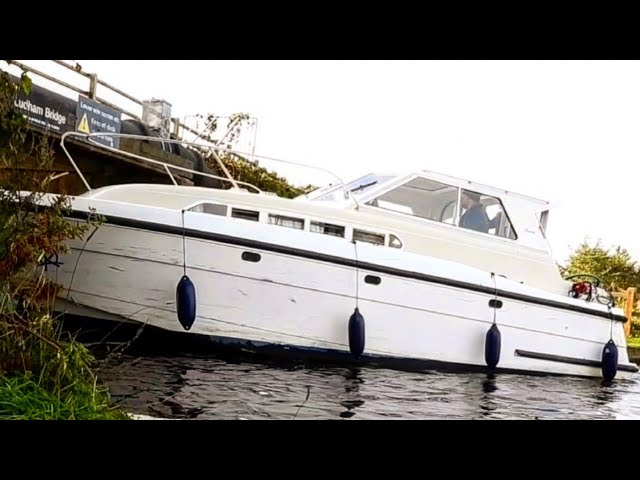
[561,239,640,335]
[561,240,640,293]
[196,112,318,199]
[208,154,317,199]
[0,62,127,419]
[0,369,128,420]
[627,336,640,347]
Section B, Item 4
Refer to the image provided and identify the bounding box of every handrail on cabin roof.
[59,131,361,208]
[60,131,552,213]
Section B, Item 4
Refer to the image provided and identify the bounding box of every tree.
[193,112,318,198]
[561,239,640,324]
[562,240,640,292]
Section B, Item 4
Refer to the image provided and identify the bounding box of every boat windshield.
[312,174,397,202]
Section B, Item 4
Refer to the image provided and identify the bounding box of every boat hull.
[50,206,638,380]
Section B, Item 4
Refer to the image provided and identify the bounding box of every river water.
[96,349,640,420]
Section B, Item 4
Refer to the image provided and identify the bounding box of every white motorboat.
[36,132,637,380]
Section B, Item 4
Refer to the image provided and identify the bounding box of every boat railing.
[59,131,359,207]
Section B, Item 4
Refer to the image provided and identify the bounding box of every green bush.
[0,63,128,420]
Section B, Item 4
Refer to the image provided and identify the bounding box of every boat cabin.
[300,170,552,253]
[295,169,566,293]
[78,166,564,294]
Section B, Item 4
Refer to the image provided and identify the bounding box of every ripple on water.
[96,353,640,420]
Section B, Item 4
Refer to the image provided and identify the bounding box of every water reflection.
[97,352,640,420]
[481,374,498,394]
[478,374,499,419]
[339,367,365,419]
[592,380,619,407]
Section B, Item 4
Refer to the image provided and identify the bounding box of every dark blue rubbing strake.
[485,323,501,369]
[601,339,618,381]
[349,307,365,357]
[176,275,196,330]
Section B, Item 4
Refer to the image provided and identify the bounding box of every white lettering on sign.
[14,98,68,127]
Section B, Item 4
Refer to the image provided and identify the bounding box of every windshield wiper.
[350,180,378,193]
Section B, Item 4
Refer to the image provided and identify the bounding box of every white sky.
[6,60,640,266]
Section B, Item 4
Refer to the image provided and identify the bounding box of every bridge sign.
[75,95,122,149]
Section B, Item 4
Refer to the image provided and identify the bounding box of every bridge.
[0,60,246,195]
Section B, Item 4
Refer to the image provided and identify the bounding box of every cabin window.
[440,200,457,225]
[189,203,227,216]
[366,176,459,225]
[538,210,549,237]
[231,208,260,221]
[310,221,345,238]
[459,189,517,240]
[268,214,304,230]
[353,229,385,246]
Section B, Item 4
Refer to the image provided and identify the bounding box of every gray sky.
[8,60,640,265]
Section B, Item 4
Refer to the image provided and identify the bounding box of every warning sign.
[75,95,122,149]
[77,113,90,134]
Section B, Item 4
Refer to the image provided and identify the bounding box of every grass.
[0,320,132,420]
[627,336,640,348]
[0,373,130,420]
[0,66,131,420]
[626,317,640,347]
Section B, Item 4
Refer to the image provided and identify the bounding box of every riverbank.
[628,343,640,364]
[0,64,130,420]
[0,373,129,420]
[627,333,640,360]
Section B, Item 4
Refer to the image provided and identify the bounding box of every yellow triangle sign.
[77,113,90,134]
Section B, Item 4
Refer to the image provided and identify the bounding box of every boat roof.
[79,167,552,217]
[303,169,552,210]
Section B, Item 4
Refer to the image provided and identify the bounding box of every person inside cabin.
[459,191,502,234]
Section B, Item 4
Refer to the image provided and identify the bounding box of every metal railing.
[5,60,233,149]
[60,131,358,208]
[5,60,356,205]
